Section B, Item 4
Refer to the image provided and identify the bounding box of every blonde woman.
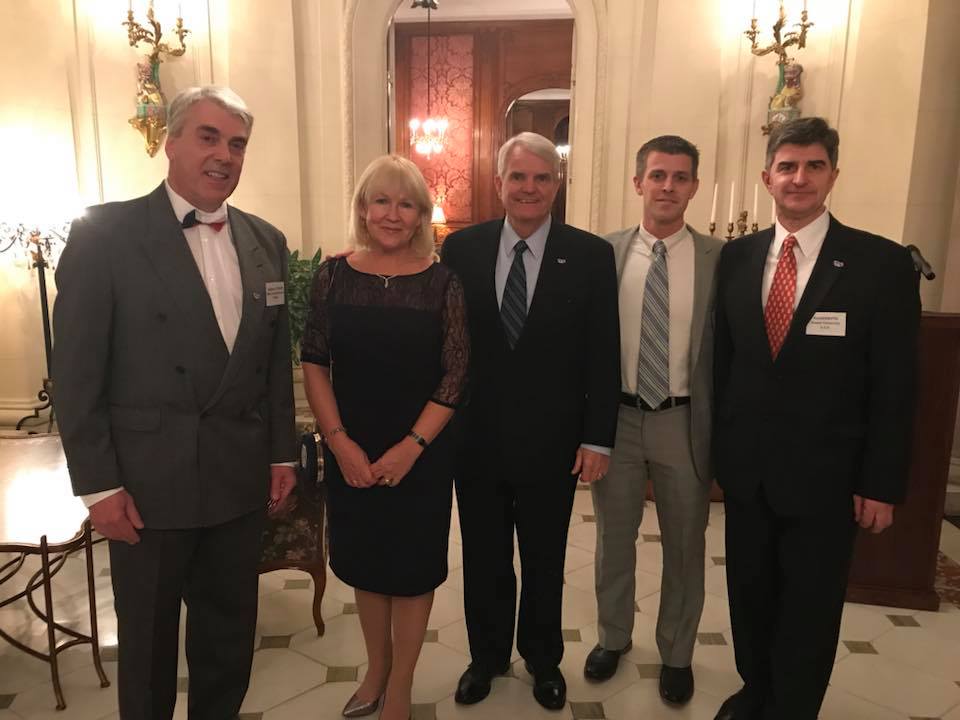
[300,155,469,720]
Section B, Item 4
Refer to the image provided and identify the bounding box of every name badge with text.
[806,311,846,337]
[265,281,285,307]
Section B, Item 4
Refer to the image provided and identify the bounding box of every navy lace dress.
[300,258,468,596]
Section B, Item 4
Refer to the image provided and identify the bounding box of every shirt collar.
[164,180,228,225]
[773,208,829,259]
[501,215,551,259]
[634,223,690,255]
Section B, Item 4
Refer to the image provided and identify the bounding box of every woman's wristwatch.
[407,430,429,448]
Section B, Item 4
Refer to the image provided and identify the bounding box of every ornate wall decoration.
[409,34,475,224]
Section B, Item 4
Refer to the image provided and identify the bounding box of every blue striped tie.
[636,240,669,408]
[501,240,528,349]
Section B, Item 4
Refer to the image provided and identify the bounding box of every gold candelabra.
[744,1,812,67]
[745,1,813,135]
[123,2,190,156]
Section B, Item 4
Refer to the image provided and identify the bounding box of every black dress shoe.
[454,663,509,705]
[530,666,566,711]
[583,641,632,681]
[659,665,694,705]
[714,689,759,720]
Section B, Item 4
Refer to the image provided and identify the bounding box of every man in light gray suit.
[53,86,297,720]
[585,136,721,706]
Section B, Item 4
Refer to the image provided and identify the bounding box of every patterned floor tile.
[4,508,960,720]
[636,663,660,679]
[697,632,727,646]
[324,666,357,682]
[570,700,605,718]
[887,614,921,627]
[411,703,436,720]
[239,649,325,713]
[843,640,878,654]
[259,635,291,649]
[831,653,960,718]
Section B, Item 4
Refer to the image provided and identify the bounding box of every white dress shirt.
[167,183,243,352]
[619,224,695,396]
[82,183,291,508]
[762,209,830,309]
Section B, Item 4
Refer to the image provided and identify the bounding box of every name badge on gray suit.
[265,281,285,307]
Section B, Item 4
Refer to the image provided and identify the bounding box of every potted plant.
[286,247,323,366]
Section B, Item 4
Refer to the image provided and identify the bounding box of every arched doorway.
[344,0,606,229]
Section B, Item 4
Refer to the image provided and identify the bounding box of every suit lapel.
[608,226,636,282]
[688,228,717,377]
[203,208,268,411]
[141,184,228,360]
[749,228,776,366]
[521,221,564,347]
[779,216,845,359]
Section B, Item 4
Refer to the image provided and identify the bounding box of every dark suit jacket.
[53,183,297,529]
[441,218,621,480]
[713,215,921,516]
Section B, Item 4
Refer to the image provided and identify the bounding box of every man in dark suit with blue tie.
[441,132,621,711]
[53,86,297,720]
[712,117,921,720]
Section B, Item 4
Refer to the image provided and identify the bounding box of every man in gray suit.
[53,86,297,720]
[585,136,720,706]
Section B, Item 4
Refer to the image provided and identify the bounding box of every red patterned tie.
[765,235,798,359]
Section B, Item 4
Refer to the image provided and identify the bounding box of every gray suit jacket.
[605,223,721,483]
[53,183,297,529]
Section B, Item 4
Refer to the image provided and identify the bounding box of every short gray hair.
[167,86,254,137]
[497,132,561,178]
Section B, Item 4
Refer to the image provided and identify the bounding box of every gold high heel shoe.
[341,691,382,718]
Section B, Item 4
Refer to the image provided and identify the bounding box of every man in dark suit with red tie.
[441,132,620,711]
[712,117,921,720]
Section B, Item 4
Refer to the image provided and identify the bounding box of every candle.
[728,181,735,225]
[752,184,758,223]
[128,0,132,11]
[178,2,182,17]
[710,183,718,225]
[770,195,776,225]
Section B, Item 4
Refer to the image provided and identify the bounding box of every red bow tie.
[182,210,226,233]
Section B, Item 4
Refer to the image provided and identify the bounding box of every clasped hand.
[329,434,421,488]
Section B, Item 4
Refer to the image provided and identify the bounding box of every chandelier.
[408,0,448,158]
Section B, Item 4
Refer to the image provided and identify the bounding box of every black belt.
[620,392,691,412]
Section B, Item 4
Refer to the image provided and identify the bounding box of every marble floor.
[3,491,960,720]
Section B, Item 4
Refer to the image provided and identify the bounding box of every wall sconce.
[1,219,73,431]
[744,0,813,135]
[123,1,190,156]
